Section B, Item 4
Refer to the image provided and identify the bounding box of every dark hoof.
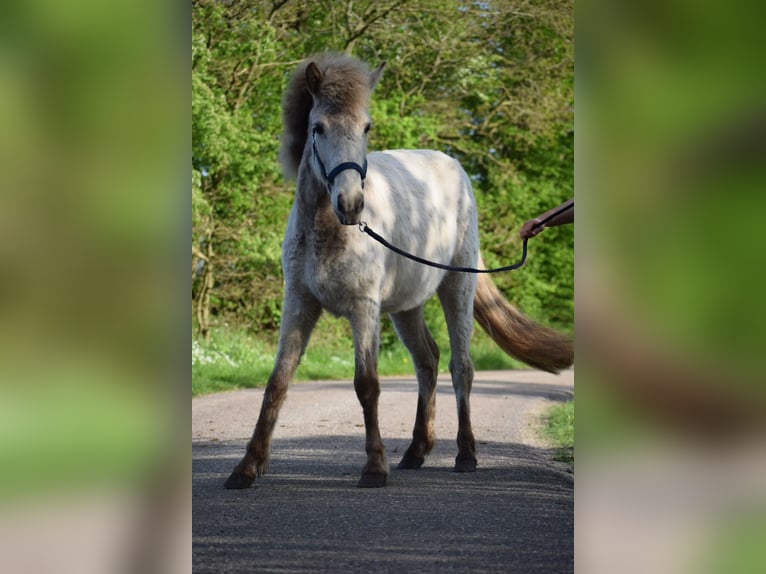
[454,455,477,473]
[224,471,255,489]
[357,472,387,488]
[397,454,425,469]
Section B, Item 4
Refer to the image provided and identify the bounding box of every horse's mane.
[279,53,373,180]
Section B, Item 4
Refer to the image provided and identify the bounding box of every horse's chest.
[285,228,373,316]
[310,250,368,306]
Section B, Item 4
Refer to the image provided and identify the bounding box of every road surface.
[193,369,574,573]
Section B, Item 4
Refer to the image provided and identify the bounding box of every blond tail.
[473,271,574,374]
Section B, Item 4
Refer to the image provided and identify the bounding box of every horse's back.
[366,149,474,220]
[363,149,479,313]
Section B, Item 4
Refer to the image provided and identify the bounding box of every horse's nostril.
[334,192,364,224]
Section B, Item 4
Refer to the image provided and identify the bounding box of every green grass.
[192,314,527,397]
[541,399,574,465]
[700,510,766,574]
[0,378,163,503]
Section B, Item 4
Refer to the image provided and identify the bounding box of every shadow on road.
[193,436,573,573]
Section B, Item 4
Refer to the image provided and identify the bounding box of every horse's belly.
[302,255,444,317]
[379,266,445,314]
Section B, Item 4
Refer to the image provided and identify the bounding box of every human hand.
[519,218,544,239]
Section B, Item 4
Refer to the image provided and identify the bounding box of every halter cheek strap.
[312,131,368,189]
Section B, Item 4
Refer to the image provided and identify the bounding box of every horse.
[224,53,573,490]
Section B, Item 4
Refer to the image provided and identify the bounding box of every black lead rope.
[359,200,573,274]
[360,224,529,273]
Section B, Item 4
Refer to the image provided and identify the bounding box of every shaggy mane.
[279,53,373,180]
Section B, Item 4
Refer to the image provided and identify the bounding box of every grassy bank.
[192,312,529,397]
[541,399,574,464]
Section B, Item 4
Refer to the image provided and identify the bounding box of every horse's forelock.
[279,54,372,180]
[313,57,372,111]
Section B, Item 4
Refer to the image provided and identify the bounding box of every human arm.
[519,198,574,239]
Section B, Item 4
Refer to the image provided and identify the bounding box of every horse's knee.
[450,351,473,373]
[449,355,474,391]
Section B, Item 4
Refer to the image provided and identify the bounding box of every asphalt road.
[193,369,574,573]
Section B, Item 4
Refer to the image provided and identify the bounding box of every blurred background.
[577,0,766,572]
[0,1,189,573]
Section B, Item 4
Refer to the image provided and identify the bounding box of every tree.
[192,0,574,339]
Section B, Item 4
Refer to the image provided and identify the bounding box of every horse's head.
[305,59,384,225]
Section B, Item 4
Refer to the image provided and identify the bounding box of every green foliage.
[192,0,574,344]
[191,319,524,397]
[542,399,575,464]
[369,95,441,150]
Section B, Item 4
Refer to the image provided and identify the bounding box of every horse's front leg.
[224,289,322,489]
[350,301,388,488]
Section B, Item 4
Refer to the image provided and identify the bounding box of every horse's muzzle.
[335,192,365,225]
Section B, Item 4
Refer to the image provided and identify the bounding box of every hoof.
[224,471,255,489]
[453,455,477,473]
[397,454,425,469]
[357,472,387,488]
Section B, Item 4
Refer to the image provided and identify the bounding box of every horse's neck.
[295,159,332,221]
[291,156,353,253]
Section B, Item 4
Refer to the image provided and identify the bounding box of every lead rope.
[358,200,573,274]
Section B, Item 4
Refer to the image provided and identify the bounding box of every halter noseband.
[312,130,368,189]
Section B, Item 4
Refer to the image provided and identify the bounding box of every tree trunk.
[195,238,214,342]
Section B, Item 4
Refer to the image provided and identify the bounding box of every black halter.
[312,130,368,189]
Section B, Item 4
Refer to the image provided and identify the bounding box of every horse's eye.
[364,123,372,134]
[313,123,325,135]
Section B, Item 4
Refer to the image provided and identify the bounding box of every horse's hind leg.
[438,274,478,472]
[224,290,322,489]
[349,300,388,488]
[390,306,440,469]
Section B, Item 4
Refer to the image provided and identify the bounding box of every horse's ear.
[369,62,385,90]
[305,62,323,97]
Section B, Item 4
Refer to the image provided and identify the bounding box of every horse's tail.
[473,262,574,374]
